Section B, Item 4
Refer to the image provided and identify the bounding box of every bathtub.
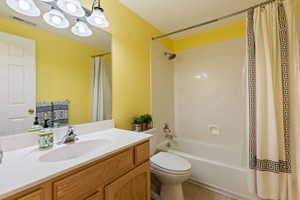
[161,138,254,199]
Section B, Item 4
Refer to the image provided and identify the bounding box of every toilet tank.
[140,128,157,155]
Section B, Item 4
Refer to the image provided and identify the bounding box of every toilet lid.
[150,152,191,172]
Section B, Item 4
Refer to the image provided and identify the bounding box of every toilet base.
[160,184,184,200]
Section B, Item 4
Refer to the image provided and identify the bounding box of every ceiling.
[118,0,263,39]
[0,1,111,52]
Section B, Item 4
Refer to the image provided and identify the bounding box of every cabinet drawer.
[134,141,149,165]
[53,148,134,200]
[17,190,43,200]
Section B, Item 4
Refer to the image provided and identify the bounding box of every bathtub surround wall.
[151,41,175,147]
[171,37,248,198]
[174,37,246,167]
[151,37,250,197]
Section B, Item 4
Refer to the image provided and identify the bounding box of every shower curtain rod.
[152,0,278,40]
[92,52,111,57]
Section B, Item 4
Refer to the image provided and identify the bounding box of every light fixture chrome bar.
[92,52,111,57]
[152,0,277,40]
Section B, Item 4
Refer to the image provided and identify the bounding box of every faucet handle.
[67,125,74,131]
[67,126,76,136]
[163,123,172,134]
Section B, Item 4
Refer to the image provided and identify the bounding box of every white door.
[0,32,36,136]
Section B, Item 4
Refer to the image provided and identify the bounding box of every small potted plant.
[133,117,143,132]
[143,114,153,130]
[140,115,148,131]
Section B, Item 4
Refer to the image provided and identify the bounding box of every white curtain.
[247,1,300,199]
[286,0,300,199]
[91,56,112,121]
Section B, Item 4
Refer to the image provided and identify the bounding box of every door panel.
[0,32,36,136]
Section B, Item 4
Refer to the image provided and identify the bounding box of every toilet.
[150,152,192,200]
[144,128,191,200]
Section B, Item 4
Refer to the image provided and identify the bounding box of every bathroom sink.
[39,139,112,162]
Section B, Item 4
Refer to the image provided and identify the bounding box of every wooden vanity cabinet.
[53,148,134,200]
[105,162,150,200]
[3,141,150,200]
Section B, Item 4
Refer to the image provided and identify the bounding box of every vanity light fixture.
[43,8,70,29]
[6,0,41,17]
[6,0,110,38]
[57,0,85,17]
[87,0,109,28]
[71,20,92,37]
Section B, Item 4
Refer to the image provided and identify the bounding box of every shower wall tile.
[174,37,246,167]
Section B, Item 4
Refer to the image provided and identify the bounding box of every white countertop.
[0,128,151,199]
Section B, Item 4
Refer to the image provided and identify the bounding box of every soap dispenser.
[38,119,54,150]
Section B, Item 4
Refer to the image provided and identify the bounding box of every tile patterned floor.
[183,182,237,200]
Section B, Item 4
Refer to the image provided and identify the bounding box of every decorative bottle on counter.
[38,119,54,150]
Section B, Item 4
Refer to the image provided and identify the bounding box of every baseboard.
[186,178,257,200]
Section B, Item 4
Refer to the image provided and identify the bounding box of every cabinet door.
[105,162,150,200]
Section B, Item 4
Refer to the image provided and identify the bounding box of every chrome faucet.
[163,123,175,140]
[0,144,3,164]
[58,126,78,145]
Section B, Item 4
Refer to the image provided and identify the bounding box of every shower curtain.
[91,56,112,121]
[247,0,300,199]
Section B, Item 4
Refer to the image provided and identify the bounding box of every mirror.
[0,1,112,136]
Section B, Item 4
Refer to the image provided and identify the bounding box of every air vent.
[11,16,37,27]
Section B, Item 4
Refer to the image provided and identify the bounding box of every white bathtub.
[163,138,254,199]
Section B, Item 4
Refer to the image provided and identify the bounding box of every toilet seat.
[151,162,191,175]
[150,152,191,175]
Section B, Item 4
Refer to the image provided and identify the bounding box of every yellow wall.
[81,0,173,129]
[173,22,246,52]
[0,17,102,125]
